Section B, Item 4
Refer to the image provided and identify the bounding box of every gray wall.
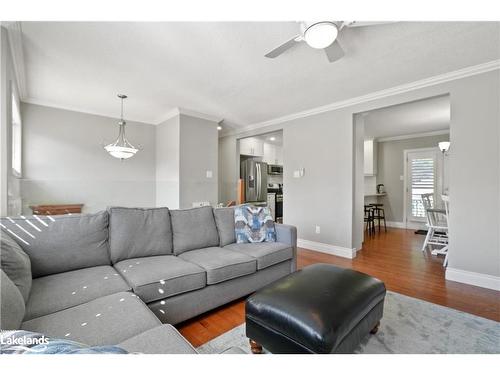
[219,69,500,278]
[156,115,180,208]
[21,103,157,213]
[179,114,218,208]
[377,134,450,222]
[218,135,239,204]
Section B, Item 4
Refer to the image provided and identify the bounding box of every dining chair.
[421,193,448,253]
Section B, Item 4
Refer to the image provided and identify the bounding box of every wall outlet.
[293,170,300,178]
[315,225,321,234]
[192,201,210,208]
[206,170,213,179]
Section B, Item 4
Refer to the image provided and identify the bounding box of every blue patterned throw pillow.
[234,205,276,243]
[0,330,129,354]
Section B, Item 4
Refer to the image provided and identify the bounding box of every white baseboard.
[386,221,426,230]
[297,238,357,259]
[445,267,500,291]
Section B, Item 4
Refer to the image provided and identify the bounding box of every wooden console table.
[30,204,84,215]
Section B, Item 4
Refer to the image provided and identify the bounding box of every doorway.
[353,94,451,267]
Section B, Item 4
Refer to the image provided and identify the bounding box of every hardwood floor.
[177,228,500,347]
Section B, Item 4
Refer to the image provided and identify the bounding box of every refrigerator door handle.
[256,163,261,200]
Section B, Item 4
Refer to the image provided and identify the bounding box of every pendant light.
[104,94,139,160]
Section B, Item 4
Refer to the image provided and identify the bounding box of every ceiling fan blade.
[265,35,301,58]
[324,40,345,63]
[344,21,396,28]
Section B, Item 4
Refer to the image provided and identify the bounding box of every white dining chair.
[421,193,448,254]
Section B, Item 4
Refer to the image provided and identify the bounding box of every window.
[12,93,22,176]
[406,149,437,221]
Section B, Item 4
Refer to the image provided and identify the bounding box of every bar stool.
[369,203,387,233]
[364,205,375,236]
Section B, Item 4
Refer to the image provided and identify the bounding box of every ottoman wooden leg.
[249,339,263,354]
[370,321,380,334]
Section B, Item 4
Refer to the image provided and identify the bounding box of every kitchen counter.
[364,193,387,197]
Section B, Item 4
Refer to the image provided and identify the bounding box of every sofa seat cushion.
[118,324,197,354]
[108,207,173,263]
[114,256,206,303]
[224,242,293,270]
[21,292,160,346]
[24,266,131,321]
[179,247,257,285]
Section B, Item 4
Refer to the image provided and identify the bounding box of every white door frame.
[403,147,439,229]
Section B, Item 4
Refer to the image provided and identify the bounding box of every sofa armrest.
[275,223,297,272]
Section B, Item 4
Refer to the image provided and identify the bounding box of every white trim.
[154,107,223,124]
[178,108,223,123]
[22,97,157,125]
[445,268,500,291]
[386,221,426,230]
[377,129,450,143]
[297,238,356,259]
[154,107,181,124]
[3,22,28,100]
[225,59,500,136]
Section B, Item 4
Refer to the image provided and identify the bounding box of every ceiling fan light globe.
[304,22,338,49]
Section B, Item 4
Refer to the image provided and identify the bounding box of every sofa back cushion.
[170,206,219,255]
[0,270,25,330]
[0,212,110,277]
[0,231,32,302]
[213,207,236,246]
[109,207,173,263]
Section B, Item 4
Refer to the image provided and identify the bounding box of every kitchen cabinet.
[364,139,378,176]
[240,137,264,157]
[263,142,283,165]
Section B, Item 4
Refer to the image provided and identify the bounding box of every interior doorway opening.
[353,94,451,267]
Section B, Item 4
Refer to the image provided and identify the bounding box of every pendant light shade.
[438,141,450,153]
[104,94,139,160]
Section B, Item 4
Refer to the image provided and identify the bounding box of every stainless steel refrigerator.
[241,159,268,204]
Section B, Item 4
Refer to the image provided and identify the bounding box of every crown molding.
[22,97,156,125]
[3,21,28,100]
[226,60,500,137]
[376,129,450,142]
[155,107,223,125]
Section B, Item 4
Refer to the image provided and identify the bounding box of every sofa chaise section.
[24,265,131,321]
[21,291,161,347]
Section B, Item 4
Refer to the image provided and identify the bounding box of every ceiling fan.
[265,21,391,63]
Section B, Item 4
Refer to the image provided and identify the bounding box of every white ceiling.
[19,22,500,130]
[247,130,283,146]
[363,95,450,139]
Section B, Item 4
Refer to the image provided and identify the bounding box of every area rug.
[198,291,500,354]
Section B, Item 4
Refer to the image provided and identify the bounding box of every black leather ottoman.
[245,263,386,354]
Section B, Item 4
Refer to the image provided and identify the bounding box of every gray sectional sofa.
[0,206,297,353]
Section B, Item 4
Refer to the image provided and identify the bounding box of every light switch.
[293,170,300,178]
[206,170,213,179]
[400,175,404,181]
